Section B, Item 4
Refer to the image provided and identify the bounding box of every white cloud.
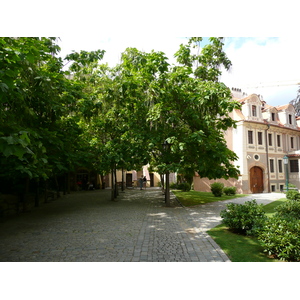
[221,37,300,105]
[58,36,300,106]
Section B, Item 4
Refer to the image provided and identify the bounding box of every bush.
[220,200,267,236]
[223,186,237,196]
[177,182,191,192]
[285,190,300,201]
[170,182,178,189]
[210,182,224,197]
[258,215,300,261]
[274,200,300,220]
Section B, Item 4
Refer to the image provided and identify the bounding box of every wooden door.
[250,167,264,193]
[126,173,133,187]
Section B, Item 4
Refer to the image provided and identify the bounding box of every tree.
[0,38,105,207]
[123,38,241,205]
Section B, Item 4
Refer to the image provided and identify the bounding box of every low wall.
[193,176,243,194]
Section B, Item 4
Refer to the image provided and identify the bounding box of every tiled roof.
[276,104,290,111]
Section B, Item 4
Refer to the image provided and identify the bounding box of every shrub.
[274,200,300,220]
[220,200,267,236]
[170,182,178,189]
[223,186,237,196]
[177,182,191,192]
[210,182,224,197]
[285,190,300,201]
[258,215,300,261]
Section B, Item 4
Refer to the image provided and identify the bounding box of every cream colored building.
[194,93,300,194]
[104,165,162,189]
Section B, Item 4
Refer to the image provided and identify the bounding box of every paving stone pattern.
[0,188,284,262]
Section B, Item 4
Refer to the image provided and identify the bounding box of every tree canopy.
[0,37,240,201]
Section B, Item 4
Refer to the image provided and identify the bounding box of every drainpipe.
[265,124,271,193]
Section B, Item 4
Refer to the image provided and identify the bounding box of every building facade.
[194,93,300,194]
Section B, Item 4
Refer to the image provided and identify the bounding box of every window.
[268,133,272,146]
[291,137,294,149]
[252,105,257,117]
[280,184,284,191]
[270,159,275,173]
[248,130,253,144]
[278,160,283,173]
[271,185,276,192]
[290,160,299,173]
[277,135,281,147]
[289,114,292,124]
[271,113,275,121]
[258,132,263,145]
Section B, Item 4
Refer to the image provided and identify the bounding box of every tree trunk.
[63,173,67,195]
[100,174,105,189]
[44,180,48,203]
[160,174,165,193]
[67,172,71,194]
[19,177,30,212]
[121,168,125,192]
[35,179,40,207]
[114,167,118,198]
[54,176,60,198]
[111,168,115,201]
[165,171,170,207]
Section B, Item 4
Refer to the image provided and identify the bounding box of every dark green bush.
[223,186,237,196]
[258,215,300,261]
[220,200,267,236]
[285,190,300,201]
[274,200,300,220]
[170,182,178,189]
[177,182,191,192]
[210,182,224,197]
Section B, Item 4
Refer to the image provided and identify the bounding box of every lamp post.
[162,141,171,207]
[283,155,289,191]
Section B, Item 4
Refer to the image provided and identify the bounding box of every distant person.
[139,175,144,190]
[143,176,147,189]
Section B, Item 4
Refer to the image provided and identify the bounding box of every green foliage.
[0,37,105,191]
[177,182,191,192]
[210,182,224,197]
[170,182,178,189]
[0,37,241,200]
[285,190,300,201]
[274,200,300,219]
[220,200,267,236]
[223,186,237,196]
[258,199,300,261]
[258,216,300,261]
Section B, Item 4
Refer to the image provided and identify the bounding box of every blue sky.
[58,36,300,107]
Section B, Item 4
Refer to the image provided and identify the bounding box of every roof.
[276,104,290,111]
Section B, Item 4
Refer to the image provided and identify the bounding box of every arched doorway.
[250,166,264,193]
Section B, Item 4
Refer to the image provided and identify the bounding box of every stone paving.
[0,188,284,262]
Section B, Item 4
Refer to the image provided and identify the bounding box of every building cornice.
[236,119,300,134]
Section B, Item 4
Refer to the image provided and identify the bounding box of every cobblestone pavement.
[0,188,284,262]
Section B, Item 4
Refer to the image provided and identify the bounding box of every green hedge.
[210,182,224,197]
[220,200,267,236]
[258,215,300,261]
[223,186,237,196]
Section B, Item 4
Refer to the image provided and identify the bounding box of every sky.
[58,36,300,107]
